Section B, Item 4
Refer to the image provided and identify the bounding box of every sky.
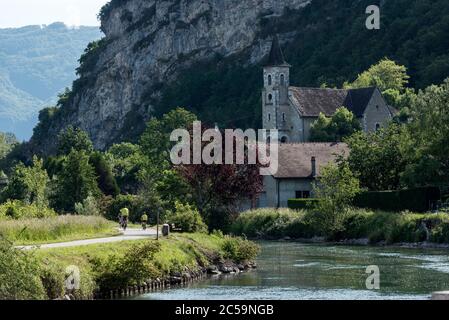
[0,0,110,28]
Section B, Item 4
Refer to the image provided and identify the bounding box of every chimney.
[311,157,317,177]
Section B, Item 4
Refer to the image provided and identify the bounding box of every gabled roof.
[274,143,349,179]
[265,35,290,67]
[289,86,378,117]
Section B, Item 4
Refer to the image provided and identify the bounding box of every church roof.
[289,86,379,117]
[274,143,349,179]
[265,35,290,67]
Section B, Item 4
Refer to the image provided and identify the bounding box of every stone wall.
[362,88,393,132]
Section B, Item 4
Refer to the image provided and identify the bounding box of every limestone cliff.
[29,0,311,154]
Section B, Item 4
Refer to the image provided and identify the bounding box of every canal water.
[133,241,449,300]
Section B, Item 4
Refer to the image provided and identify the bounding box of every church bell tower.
[262,35,291,143]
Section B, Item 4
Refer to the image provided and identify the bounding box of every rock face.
[31,0,311,153]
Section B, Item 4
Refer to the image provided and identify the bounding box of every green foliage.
[166,202,207,233]
[57,126,94,156]
[354,187,441,213]
[232,208,449,244]
[92,241,161,292]
[310,107,361,142]
[0,200,56,220]
[0,132,17,160]
[89,152,120,196]
[402,78,449,187]
[139,107,197,168]
[75,195,101,216]
[288,199,321,210]
[231,208,317,239]
[0,215,113,244]
[106,142,143,193]
[1,157,49,207]
[156,58,262,131]
[343,123,411,191]
[52,150,100,212]
[0,240,46,300]
[311,163,361,238]
[76,39,108,76]
[221,236,260,263]
[344,58,410,93]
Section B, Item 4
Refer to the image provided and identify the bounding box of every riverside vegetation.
[231,208,449,245]
[0,233,259,300]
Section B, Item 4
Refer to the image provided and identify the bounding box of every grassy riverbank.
[231,208,449,244]
[1,233,259,300]
[0,215,119,245]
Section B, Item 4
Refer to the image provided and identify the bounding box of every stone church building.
[258,37,395,208]
[262,36,395,143]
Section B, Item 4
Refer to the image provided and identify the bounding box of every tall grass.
[0,215,116,245]
[231,208,317,239]
[232,208,449,244]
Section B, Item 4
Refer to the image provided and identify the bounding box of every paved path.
[18,228,158,250]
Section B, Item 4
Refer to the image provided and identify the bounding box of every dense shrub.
[75,195,101,216]
[166,202,207,233]
[354,187,441,213]
[0,200,56,220]
[231,208,316,239]
[232,208,449,244]
[221,236,260,263]
[288,199,321,210]
[92,241,161,292]
[0,240,46,300]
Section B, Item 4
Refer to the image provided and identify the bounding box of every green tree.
[345,58,410,93]
[53,150,100,212]
[106,143,144,193]
[137,108,197,216]
[345,59,411,108]
[139,108,197,168]
[312,163,360,239]
[89,151,120,197]
[401,78,449,187]
[0,132,18,160]
[1,156,49,207]
[342,124,412,191]
[0,240,46,300]
[57,126,94,156]
[310,107,361,142]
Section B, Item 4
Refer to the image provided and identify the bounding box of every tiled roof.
[274,143,349,179]
[289,87,378,117]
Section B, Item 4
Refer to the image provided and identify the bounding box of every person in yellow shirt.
[141,213,148,230]
[119,208,129,230]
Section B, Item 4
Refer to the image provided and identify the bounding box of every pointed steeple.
[265,35,290,67]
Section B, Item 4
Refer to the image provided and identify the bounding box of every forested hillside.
[0,22,102,140]
[157,0,449,129]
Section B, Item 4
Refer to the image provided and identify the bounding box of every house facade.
[258,143,349,208]
[262,36,395,143]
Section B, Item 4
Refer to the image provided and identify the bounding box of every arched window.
[281,136,288,144]
[268,74,272,86]
[375,123,381,131]
[282,113,286,122]
[268,93,273,102]
[280,74,285,86]
[268,113,271,122]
